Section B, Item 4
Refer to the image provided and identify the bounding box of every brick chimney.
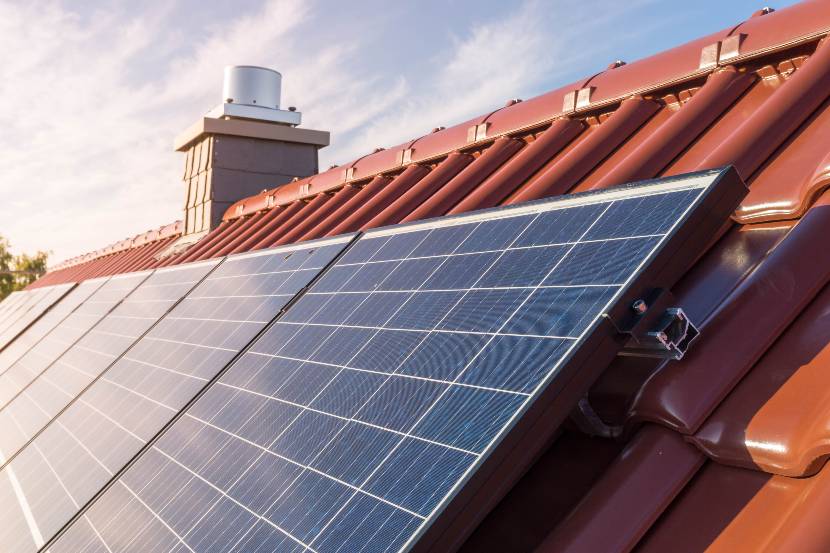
[174,66,329,239]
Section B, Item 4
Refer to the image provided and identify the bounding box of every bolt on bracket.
[604,289,700,361]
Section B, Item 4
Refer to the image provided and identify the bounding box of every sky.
[0,0,800,264]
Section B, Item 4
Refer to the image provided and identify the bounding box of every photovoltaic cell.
[0,291,38,329]
[0,236,353,553]
[0,276,145,410]
[0,290,51,345]
[0,275,147,409]
[0,281,107,376]
[0,261,220,462]
[0,291,27,321]
[0,284,76,352]
[49,170,737,553]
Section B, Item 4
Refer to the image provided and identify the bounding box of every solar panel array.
[43,173,722,553]
[0,281,106,380]
[0,170,741,553]
[0,291,38,338]
[0,291,26,319]
[0,284,76,352]
[0,262,220,464]
[0,275,149,413]
[0,236,353,553]
[0,289,48,347]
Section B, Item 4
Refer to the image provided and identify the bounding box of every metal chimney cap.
[208,65,302,126]
[223,65,282,109]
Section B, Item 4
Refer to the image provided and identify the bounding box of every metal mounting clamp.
[605,289,700,361]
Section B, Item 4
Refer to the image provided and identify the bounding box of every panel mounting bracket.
[604,288,700,360]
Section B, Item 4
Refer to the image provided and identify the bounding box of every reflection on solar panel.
[0,236,353,553]
[0,289,63,349]
[46,169,744,553]
[0,274,150,413]
[0,291,27,321]
[0,282,107,378]
[0,292,36,331]
[0,285,76,353]
[0,261,221,462]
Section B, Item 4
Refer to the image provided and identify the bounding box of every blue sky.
[0,0,800,262]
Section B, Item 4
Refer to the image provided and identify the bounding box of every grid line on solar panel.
[44,174,723,553]
[0,291,46,346]
[0,291,25,316]
[0,276,134,398]
[0,290,46,327]
[0,290,43,325]
[0,285,76,353]
[0,236,356,553]
[0,262,220,465]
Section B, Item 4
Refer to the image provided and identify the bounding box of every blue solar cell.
[544,236,659,285]
[459,335,572,392]
[371,229,430,261]
[409,223,476,257]
[387,290,465,330]
[310,370,388,418]
[265,469,353,543]
[228,451,304,513]
[412,386,525,452]
[355,377,446,432]
[364,438,475,515]
[271,410,347,465]
[501,285,619,337]
[48,171,733,553]
[346,293,412,326]
[438,288,528,332]
[454,215,528,254]
[276,361,341,405]
[314,493,422,553]
[511,203,605,247]
[311,327,375,364]
[312,422,400,486]
[340,261,398,292]
[583,188,699,240]
[381,258,445,291]
[395,331,489,381]
[351,329,426,373]
[478,245,568,287]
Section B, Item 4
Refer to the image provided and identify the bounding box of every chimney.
[174,66,329,239]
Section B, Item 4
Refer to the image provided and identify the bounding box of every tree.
[0,235,49,300]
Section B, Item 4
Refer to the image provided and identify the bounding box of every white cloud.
[0,0,653,264]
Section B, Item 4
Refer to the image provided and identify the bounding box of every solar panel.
[0,281,107,376]
[0,284,76,353]
[45,168,745,553]
[0,261,221,462]
[0,291,27,319]
[0,290,51,343]
[0,291,35,326]
[0,236,353,553]
[0,274,149,412]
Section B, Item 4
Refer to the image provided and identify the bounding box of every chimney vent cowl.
[207,65,301,126]
[223,65,281,108]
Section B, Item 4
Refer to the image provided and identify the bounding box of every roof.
[24,0,830,549]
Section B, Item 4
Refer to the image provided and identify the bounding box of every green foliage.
[0,235,49,300]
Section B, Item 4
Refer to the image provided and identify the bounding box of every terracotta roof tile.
[638,461,830,553]
[692,277,830,477]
